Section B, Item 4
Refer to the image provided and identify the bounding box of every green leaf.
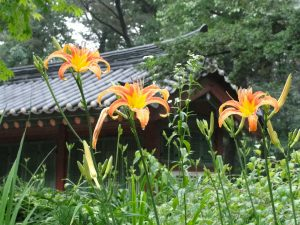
[0,60,14,81]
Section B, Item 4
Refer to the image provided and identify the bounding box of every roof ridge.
[9,24,208,76]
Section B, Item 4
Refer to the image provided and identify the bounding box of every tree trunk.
[115,0,132,47]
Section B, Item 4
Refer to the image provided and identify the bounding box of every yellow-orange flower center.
[70,52,89,72]
[126,91,147,109]
[239,97,256,116]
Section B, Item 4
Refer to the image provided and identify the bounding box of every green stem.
[259,122,278,224]
[128,112,160,225]
[109,125,122,200]
[233,137,258,222]
[72,73,93,145]
[208,173,224,225]
[67,149,71,180]
[177,82,192,225]
[167,141,171,170]
[177,123,188,225]
[184,193,187,225]
[207,141,233,224]
[285,146,297,225]
[42,72,82,143]
[94,173,117,225]
[67,175,83,206]
[97,190,116,225]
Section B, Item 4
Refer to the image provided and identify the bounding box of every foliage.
[0,0,81,80]
[140,0,300,140]
[4,147,300,224]
[153,0,298,82]
[0,60,14,81]
[0,128,37,225]
[0,9,75,67]
[0,0,81,41]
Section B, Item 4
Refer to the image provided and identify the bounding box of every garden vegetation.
[0,42,299,224]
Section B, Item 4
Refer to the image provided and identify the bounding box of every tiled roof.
[0,44,165,117]
[0,25,236,117]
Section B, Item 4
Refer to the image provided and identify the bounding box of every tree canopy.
[141,0,300,135]
[74,0,157,52]
[0,10,75,67]
[0,0,81,80]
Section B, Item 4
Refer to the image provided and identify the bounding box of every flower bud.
[267,121,281,149]
[83,140,100,188]
[208,112,214,138]
[52,37,62,50]
[196,119,207,137]
[278,74,292,109]
[33,55,44,72]
[102,156,113,180]
[290,129,300,148]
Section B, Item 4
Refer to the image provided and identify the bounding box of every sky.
[65,18,99,49]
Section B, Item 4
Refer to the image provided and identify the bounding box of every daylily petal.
[158,89,170,101]
[44,43,110,79]
[145,97,170,117]
[88,64,102,79]
[248,114,258,132]
[97,89,113,104]
[97,86,131,104]
[44,50,70,69]
[252,91,266,99]
[238,88,252,102]
[93,82,170,145]
[219,100,241,114]
[144,87,170,101]
[58,62,72,80]
[133,107,150,130]
[256,96,279,113]
[92,108,109,149]
[87,50,101,60]
[141,84,160,92]
[219,86,280,133]
[94,58,111,74]
[218,108,243,128]
[107,86,131,99]
[108,99,130,118]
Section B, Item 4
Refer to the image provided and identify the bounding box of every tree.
[75,0,158,52]
[0,0,82,80]
[143,0,300,137]
[0,10,75,67]
[0,0,81,41]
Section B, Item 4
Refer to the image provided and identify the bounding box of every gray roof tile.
[0,35,235,118]
[1,44,166,117]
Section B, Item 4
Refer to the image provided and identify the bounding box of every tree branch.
[114,0,132,47]
[79,0,123,36]
[137,0,157,14]
[96,0,119,18]
[99,30,108,52]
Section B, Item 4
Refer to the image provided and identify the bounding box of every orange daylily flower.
[218,88,279,132]
[92,82,170,148]
[44,44,110,80]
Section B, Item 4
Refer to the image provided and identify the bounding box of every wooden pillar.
[55,125,68,190]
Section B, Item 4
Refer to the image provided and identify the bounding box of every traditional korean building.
[0,27,237,190]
